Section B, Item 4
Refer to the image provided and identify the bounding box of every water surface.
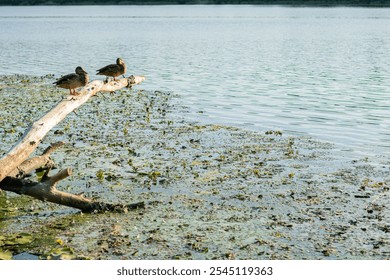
[1,5,390,157]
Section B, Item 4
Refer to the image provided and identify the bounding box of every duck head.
[116,58,125,65]
[75,66,88,75]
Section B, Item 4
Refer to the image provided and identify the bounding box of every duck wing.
[53,73,77,86]
[96,64,120,76]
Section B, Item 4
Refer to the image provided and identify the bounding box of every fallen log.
[0,75,146,213]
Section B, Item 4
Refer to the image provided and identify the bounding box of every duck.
[96,58,126,81]
[53,66,89,95]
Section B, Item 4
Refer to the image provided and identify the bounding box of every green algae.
[0,75,389,260]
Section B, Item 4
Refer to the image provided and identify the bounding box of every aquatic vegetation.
[0,75,389,260]
[0,233,34,260]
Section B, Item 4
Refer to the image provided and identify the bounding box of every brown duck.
[96,58,126,81]
[53,66,89,95]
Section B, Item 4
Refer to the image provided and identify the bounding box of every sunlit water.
[1,5,390,158]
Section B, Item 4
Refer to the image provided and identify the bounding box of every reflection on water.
[0,5,390,156]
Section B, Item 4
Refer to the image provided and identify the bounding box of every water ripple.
[1,5,390,157]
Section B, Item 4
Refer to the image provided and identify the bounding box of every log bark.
[0,75,145,213]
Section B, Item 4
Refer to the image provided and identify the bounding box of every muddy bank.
[0,75,389,260]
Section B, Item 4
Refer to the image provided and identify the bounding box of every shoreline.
[1,75,389,260]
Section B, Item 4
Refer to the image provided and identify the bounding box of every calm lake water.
[1,5,390,157]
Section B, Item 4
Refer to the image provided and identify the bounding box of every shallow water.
[1,77,389,260]
[0,5,390,157]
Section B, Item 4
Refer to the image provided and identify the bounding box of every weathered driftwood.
[0,75,145,213]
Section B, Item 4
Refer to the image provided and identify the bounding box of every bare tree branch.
[0,175,144,213]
